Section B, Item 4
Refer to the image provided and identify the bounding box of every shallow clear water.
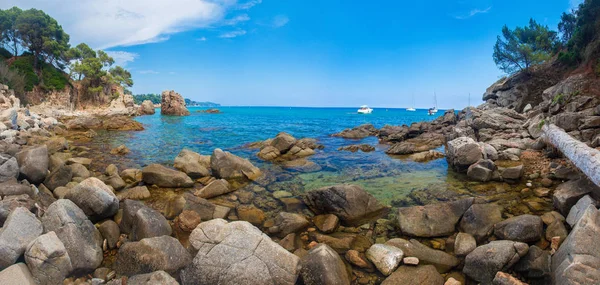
[86,107,468,205]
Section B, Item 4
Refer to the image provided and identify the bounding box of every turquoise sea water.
[88,107,468,205]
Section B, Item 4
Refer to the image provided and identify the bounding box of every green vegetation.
[0,61,25,94]
[552,94,565,105]
[493,19,557,74]
[133,94,162,104]
[185,98,221,107]
[0,6,133,101]
[538,119,546,130]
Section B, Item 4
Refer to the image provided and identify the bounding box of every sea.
[83,107,473,206]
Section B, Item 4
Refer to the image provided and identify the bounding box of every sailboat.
[430,92,438,114]
[406,93,416,111]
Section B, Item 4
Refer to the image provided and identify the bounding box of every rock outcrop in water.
[139,100,156,115]
[160,90,190,116]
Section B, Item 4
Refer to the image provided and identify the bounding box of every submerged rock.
[182,219,301,285]
[304,184,388,226]
[338,144,375,153]
[385,238,458,273]
[381,265,444,285]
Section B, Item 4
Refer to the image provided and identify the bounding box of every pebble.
[444,277,461,285]
[403,257,419,265]
[526,182,533,187]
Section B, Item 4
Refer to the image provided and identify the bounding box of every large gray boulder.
[0,154,18,183]
[182,219,301,285]
[210,149,261,181]
[514,245,551,280]
[493,214,543,243]
[304,184,389,226]
[16,145,48,184]
[385,238,458,273]
[0,194,35,226]
[174,149,210,178]
[41,199,102,274]
[24,231,73,285]
[467,159,495,182]
[381,265,444,285]
[397,198,473,237]
[552,206,600,284]
[446,137,483,171]
[0,179,35,198]
[64,177,119,222]
[116,235,191,277]
[463,240,529,284]
[0,207,43,270]
[142,164,194,188]
[131,207,172,241]
[366,244,404,276]
[119,199,147,234]
[566,195,596,227]
[128,270,178,285]
[0,263,35,285]
[459,203,503,242]
[553,178,597,215]
[43,163,72,191]
[300,244,350,285]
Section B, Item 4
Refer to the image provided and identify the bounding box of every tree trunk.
[543,124,600,187]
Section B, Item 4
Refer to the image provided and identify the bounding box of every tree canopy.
[493,19,557,74]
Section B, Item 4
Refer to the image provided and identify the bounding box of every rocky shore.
[1,76,600,285]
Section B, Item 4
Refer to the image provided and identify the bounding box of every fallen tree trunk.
[543,123,600,187]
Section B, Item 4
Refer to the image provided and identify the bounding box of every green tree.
[67,43,96,80]
[15,8,70,69]
[493,19,557,74]
[109,66,133,88]
[558,12,577,44]
[0,7,23,57]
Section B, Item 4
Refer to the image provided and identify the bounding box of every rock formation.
[160,90,190,116]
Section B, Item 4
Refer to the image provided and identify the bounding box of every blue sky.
[2,0,581,108]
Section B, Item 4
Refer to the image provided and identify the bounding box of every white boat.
[406,94,416,111]
[430,92,439,113]
[358,105,373,114]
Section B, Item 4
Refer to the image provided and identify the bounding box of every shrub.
[558,50,579,66]
[0,48,12,59]
[40,62,69,90]
[9,56,38,91]
[0,61,26,95]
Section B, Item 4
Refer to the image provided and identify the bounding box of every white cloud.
[197,37,207,41]
[237,0,262,10]
[223,14,250,25]
[272,15,289,28]
[454,6,492,20]
[169,71,177,75]
[139,70,160,74]
[105,51,139,67]
[0,0,253,49]
[219,30,247,38]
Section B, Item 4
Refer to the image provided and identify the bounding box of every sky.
[1,0,583,108]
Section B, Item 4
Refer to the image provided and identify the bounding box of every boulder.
[552,206,600,284]
[142,164,194,188]
[446,137,483,171]
[493,272,528,285]
[236,205,266,226]
[160,90,190,116]
[269,212,309,237]
[271,132,297,153]
[258,146,280,160]
[300,244,350,285]
[0,194,35,225]
[397,198,473,237]
[16,145,48,184]
[43,163,72,191]
[514,245,551,279]
[304,184,388,226]
[566,195,596,227]
[0,207,43,269]
[381,265,444,285]
[117,186,151,201]
[385,238,458,273]
[0,179,35,198]
[121,168,142,184]
[41,199,103,274]
[333,124,377,139]
[68,163,90,179]
[182,219,301,285]
[24,231,73,285]
[174,149,210,178]
[128,270,178,285]
[131,207,172,241]
[115,236,191,276]
[366,244,404,276]
[553,178,596,215]
[210,149,261,181]
[493,214,543,243]
[194,179,232,199]
[181,193,231,221]
[338,144,376,153]
[463,240,529,284]
[313,214,339,233]
[119,199,146,234]
[98,220,120,249]
[467,159,495,182]
[454,232,477,256]
[64,177,119,222]
[0,154,18,183]
[139,100,156,115]
[498,165,524,180]
[0,263,35,285]
[459,203,503,242]
[65,117,102,130]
